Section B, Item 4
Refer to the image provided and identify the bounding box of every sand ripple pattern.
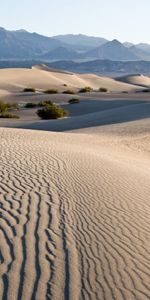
[0,129,150,300]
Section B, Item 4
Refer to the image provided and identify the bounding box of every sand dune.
[0,66,147,94]
[79,73,143,91]
[0,127,150,299]
[0,66,150,299]
[32,63,73,74]
[117,74,150,87]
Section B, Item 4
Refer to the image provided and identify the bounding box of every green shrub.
[63,90,75,94]
[0,101,20,115]
[99,87,108,92]
[7,103,19,110]
[0,101,20,112]
[0,113,19,119]
[25,102,38,108]
[37,104,69,119]
[79,86,93,93]
[23,88,36,92]
[38,100,53,107]
[0,101,9,114]
[44,89,58,94]
[68,98,80,104]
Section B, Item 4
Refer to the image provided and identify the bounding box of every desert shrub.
[99,87,108,92]
[44,89,58,94]
[63,89,75,94]
[6,103,19,110]
[37,104,69,119]
[25,102,38,108]
[0,101,9,113]
[0,113,19,119]
[68,98,80,104]
[79,86,93,93]
[23,87,36,92]
[122,91,128,94]
[0,101,19,112]
[38,100,53,107]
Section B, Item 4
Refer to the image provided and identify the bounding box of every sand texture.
[0,127,150,300]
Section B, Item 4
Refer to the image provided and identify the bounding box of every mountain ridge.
[0,27,150,61]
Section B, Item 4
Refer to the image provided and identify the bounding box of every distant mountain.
[129,45,150,60]
[86,39,138,61]
[0,27,150,62]
[47,59,150,76]
[13,30,63,53]
[135,43,150,53]
[0,27,30,58]
[41,46,79,60]
[123,42,134,48]
[53,34,108,51]
[1,59,150,77]
[0,27,62,58]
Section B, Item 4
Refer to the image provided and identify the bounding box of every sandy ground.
[0,67,150,300]
[0,65,148,97]
[0,127,150,300]
[1,98,149,133]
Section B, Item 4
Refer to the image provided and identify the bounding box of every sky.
[1,0,150,43]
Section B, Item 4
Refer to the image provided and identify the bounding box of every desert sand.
[117,74,150,87]
[0,65,147,98]
[0,67,150,300]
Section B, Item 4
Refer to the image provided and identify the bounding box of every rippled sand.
[0,127,150,299]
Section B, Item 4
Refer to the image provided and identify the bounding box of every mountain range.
[0,27,150,61]
[47,60,150,76]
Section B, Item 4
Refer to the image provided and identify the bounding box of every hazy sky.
[1,0,150,43]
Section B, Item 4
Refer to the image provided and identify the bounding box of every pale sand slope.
[32,63,73,74]
[0,127,150,300]
[0,67,146,95]
[117,74,150,87]
[0,89,10,97]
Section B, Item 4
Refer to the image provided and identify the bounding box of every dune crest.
[32,63,73,74]
[117,74,150,87]
[0,66,147,93]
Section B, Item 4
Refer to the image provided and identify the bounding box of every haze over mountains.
[1,27,150,61]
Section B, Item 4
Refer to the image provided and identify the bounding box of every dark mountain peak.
[106,39,124,48]
[111,39,121,44]
[86,39,138,61]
